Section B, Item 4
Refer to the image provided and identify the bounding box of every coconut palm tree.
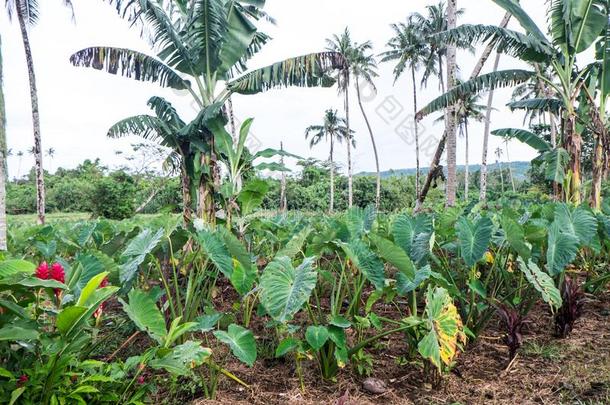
[0,34,6,250]
[380,17,433,198]
[351,42,381,209]
[326,28,355,208]
[416,0,610,206]
[45,147,55,172]
[410,0,472,208]
[455,90,485,200]
[6,0,74,225]
[305,109,352,213]
[444,0,458,207]
[71,0,345,223]
[495,147,505,194]
[16,151,23,179]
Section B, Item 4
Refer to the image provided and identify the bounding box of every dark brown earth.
[187,290,610,405]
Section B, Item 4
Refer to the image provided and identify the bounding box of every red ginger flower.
[50,263,65,283]
[17,375,28,387]
[35,262,50,280]
[93,277,110,319]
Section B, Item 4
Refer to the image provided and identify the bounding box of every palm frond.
[227,52,346,95]
[434,24,555,63]
[417,69,536,119]
[70,47,191,90]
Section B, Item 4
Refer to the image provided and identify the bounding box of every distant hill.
[357,161,531,181]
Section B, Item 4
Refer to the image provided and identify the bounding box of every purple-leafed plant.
[555,277,585,338]
[496,304,526,360]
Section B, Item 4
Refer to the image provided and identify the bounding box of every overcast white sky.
[1,0,548,178]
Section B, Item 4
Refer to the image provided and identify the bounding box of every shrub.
[91,171,137,220]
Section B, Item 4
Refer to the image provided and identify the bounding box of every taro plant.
[119,288,253,400]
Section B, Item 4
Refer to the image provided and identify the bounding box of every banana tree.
[107,96,200,225]
[70,0,345,223]
[416,0,609,205]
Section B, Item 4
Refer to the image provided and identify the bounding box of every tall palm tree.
[495,147,505,194]
[415,0,610,206]
[444,0,458,207]
[381,17,433,198]
[326,28,355,208]
[6,0,74,225]
[16,151,23,178]
[504,139,516,193]
[410,2,469,91]
[45,147,55,172]
[410,0,471,208]
[0,34,6,250]
[72,0,345,223]
[351,42,381,209]
[305,109,351,213]
[455,90,485,200]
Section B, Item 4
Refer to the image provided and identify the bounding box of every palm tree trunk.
[505,142,516,192]
[345,74,353,209]
[479,51,502,202]
[445,0,458,207]
[411,65,421,199]
[16,0,45,225]
[356,76,380,209]
[330,134,335,213]
[417,11,507,211]
[280,142,287,213]
[498,158,505,194]
[464,123,469,200]
[0,34,6,251]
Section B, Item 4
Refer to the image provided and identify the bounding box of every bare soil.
[189,290,610,405]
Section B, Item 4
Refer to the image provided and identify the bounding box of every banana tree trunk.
[591,134,604,210]
[411,65,421,199]
[564,113,582,204]
[329,134,335,213]
[445,0,458,207]
[197,153,217,224]
[181,168,193,226]
[549,112,561,199]
[345,73,353,209]
[228,96,237,144]
[0,34,6,251]
[16,0,45,225]
[356,76,380,210]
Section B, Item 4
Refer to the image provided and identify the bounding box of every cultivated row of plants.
[1,194,607,402]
